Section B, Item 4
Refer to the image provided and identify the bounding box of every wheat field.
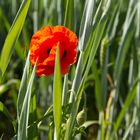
[0,0,140,140]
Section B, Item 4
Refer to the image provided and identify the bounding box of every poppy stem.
[69,51,83,103]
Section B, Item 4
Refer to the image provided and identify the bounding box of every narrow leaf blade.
[17,62,37,140]
[53,46,62,139]
[0,0,31,75]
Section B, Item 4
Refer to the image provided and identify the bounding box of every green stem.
[69,51,83,103]
[62,74,68,106]
[136,55,140,108]
[12,0,17,17]
[83,92,87,109]
[57,0,62,24]
[97,111,104,140]
[33,0,38,33]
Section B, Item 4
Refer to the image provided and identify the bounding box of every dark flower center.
[62,50,67,58]
[47,48,51,55]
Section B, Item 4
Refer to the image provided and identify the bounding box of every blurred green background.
[0,0,140,140]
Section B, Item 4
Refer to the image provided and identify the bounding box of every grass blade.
[114,3,136,84]
[64,0,74,30]
[0,0,31,76]
[84,16,108,78]
[17,61,37,140]
[135,0,140,108]
[53,46,62,140]
[79,0,95,51]
[122,107,137,140]
[92,61,102,111]
[17,53,30,118]
[64,78,85,140]
[0,101,13,122]
[114,81,138,131]
[110,6,136,128]
[28,94,38,140]
[0,8,25,60]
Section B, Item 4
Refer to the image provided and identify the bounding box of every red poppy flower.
[30,26,78,76]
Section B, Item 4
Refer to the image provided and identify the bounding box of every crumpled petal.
[30,25,78,76]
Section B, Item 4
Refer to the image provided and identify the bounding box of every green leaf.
[79,0,95,51]
[53,46,62,140]
[92,61,102,111]
[114,3,136,85]
[0,134,3,140]
[64,82,85,140]
[83,121,99,128]
[0,101,13,122]
[62,74,68,106]
[0,101,17,135]
[100,37,109,110]
[83,15,108,79]
[65,5,109,139]
[28,94,38,140]
[114,81,138,131]
[0,0,31,76]
[17,53,30,119]
[122,107,137,140]
[0,79,20,95]
[0,8,25,60]
[17,61,37,140]
[64,0,74,30]
[135,0,140,108]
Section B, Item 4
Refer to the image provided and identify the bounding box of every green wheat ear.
[100,36,110,68]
